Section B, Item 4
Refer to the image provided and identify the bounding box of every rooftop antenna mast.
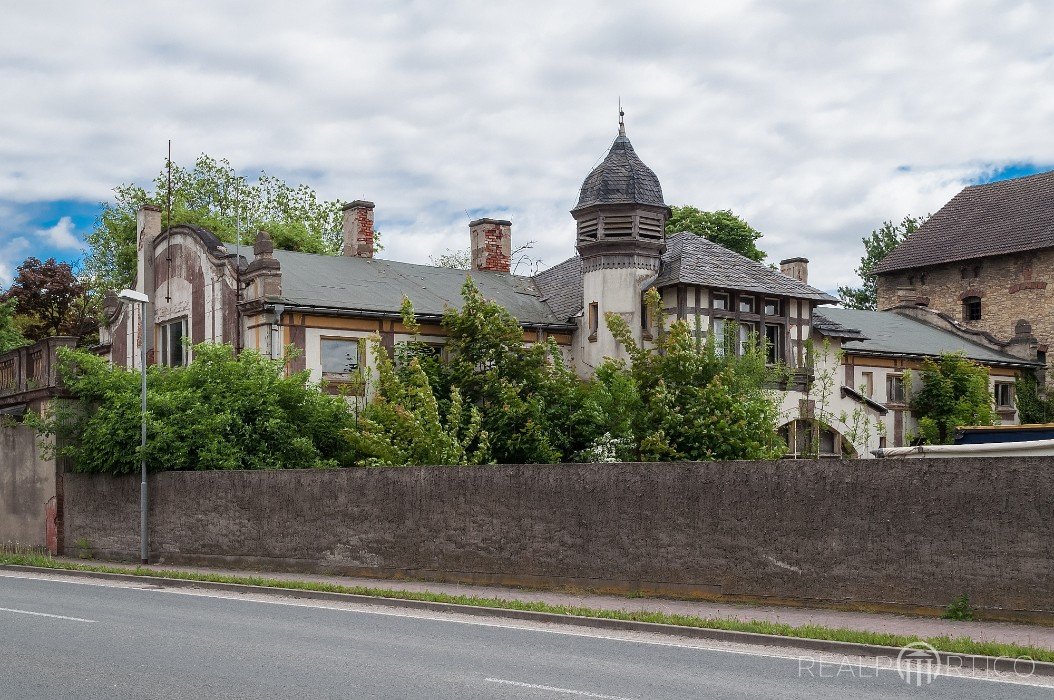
[165,139,173,304]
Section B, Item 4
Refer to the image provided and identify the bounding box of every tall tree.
[84,154,353,291]
[665,207,766,262]
[1,257,96,344]
[0,298,27,353]
[837,215,926,310]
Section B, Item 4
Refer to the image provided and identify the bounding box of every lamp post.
[118,288,150,565]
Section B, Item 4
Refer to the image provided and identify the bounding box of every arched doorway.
[778,419,857,458]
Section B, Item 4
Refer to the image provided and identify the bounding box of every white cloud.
[0,236,30,288]
[1,1,1054,292]
[37,216,82,251]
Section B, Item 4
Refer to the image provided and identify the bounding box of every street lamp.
[118,288,150,565]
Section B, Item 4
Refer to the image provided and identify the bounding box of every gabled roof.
[271,251,572,328]
[651,233,836,301]
[573,133,666,211]
[874,170,1054,274]
[815,307,1040,367]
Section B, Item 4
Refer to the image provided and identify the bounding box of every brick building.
[874,170,1054,384]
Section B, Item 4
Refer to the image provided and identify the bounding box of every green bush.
[910,353,996,445]
[941,595,974,621]
[35,344,356,474]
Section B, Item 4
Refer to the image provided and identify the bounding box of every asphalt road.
[0,573,1049,699]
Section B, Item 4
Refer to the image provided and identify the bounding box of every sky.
[2,1,1053,294]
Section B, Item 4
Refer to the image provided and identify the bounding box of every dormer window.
[963,296,982,321]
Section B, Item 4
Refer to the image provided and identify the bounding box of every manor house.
[98,121,1038,456]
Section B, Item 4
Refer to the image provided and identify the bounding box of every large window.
[159,318,187,367]
[321,338,361,377]
[963,296,982,321]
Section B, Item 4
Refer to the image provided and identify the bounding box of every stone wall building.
[874,171,1054,383]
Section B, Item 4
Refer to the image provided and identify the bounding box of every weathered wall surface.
[876,250,1050,360]
[63,459,1054,616]
[0,403,57,549]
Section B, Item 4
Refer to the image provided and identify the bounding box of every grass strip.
[2,552,1051,663]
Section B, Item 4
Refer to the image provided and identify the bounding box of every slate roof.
[815,308,1039,367]
[270,251,572,328]
[531,233,834,322]
[573,133,666,211]
[532,255,584,321]
[811,313,868,340]
[874,170,1054,274]
[651,233,837,301]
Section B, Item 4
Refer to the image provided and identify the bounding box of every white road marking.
[1,570,1051,689]
[0,606,94,623]
[485,677,634,699]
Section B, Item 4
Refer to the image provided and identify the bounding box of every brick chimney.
[780,257,809,284]
[342,200,375,258]
[469,218,512,273]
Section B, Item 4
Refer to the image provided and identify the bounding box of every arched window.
[963,296,982,321]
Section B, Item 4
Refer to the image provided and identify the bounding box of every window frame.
[963,296,982,321]
[320,336,364,379]
[861,371,874,399]
[886,373,906,405]
[764,323,782,365]
[158,317,188,367]
[588,301,599,341]
[994,382,1015,410]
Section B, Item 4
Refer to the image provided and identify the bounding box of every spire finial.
[618,98,626,136]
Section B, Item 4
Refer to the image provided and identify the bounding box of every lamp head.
[117,289,149,304]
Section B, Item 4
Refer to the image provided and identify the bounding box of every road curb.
[3,563,1052,679]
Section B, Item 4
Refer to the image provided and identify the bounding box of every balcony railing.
[0,337,78,407]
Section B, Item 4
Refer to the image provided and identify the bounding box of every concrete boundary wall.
[62,459,1054,617]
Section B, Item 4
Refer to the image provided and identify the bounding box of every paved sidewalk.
[62,557,1054,650]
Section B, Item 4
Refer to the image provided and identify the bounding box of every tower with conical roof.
[572,115,670,367]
